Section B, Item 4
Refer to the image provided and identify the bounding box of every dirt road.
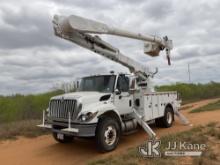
[0,98,220,165]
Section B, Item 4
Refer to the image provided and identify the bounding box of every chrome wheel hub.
[104,125,117,146]
[167,111,172,124]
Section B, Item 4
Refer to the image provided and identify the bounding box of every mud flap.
[133,108,156,139]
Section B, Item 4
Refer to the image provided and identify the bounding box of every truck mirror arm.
[115,89,121,95]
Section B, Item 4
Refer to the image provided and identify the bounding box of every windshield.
[79,75,116,93]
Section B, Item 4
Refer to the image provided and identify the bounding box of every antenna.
[188,63,191,83]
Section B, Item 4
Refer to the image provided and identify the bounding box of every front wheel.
[95,117,120,152]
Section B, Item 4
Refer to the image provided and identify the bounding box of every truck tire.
[95,117,120,152]
[155,106,174,128]
[52,132,74,143]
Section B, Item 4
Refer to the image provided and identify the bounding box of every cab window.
[117,75,129,92]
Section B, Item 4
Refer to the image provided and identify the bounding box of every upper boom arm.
[53,15,173,79]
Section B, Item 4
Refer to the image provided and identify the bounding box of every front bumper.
[39,119,97,137]
[53,121,97,137]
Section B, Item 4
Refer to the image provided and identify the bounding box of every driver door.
[114,75,133,114]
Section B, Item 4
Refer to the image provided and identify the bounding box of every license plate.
[57,133,64,140]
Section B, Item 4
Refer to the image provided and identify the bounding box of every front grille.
[49,99,77,119]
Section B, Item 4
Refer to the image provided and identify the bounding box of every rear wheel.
[155,106,174,128]
[52,132,74,143]
[95,117,120,152]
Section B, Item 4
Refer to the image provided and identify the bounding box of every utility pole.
[188,63,191,83]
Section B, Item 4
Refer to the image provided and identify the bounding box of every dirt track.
[0,98,220,165]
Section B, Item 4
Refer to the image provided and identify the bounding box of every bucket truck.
[38,15,189,152]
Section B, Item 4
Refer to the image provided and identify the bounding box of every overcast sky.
[0,0,220,95]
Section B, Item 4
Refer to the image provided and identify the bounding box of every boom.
[38,15,189,147]
[53,15,173,80]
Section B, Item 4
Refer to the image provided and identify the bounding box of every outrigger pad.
[37,124,52,129]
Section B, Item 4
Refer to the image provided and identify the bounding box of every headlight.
[78,111,98,122]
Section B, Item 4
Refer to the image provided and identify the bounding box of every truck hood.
[51,91,111,105]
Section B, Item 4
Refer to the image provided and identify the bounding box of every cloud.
[0,0,73,50]
[0,0,220,95]
[142,0,174,20]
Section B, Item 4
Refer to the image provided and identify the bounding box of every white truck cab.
[41,73,183,152]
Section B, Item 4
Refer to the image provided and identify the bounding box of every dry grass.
[88,122,220,165]
[179,105,194,111]
[0,119,49,140]
[190,100,220,113]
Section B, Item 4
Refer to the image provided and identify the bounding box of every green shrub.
[156,82,220,104]
[1,82,220,123]
[0,90,64,123]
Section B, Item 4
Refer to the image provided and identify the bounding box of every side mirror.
[76,81,80,89]
[115,89,121,95]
